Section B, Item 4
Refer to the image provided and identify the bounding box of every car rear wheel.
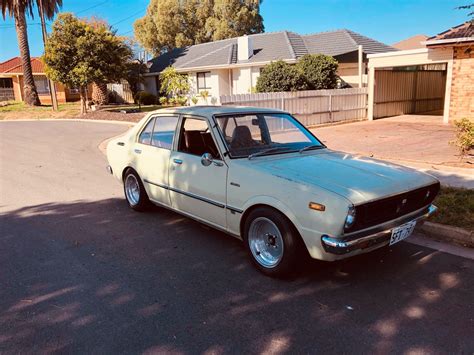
[123,169,150,211]
[244,207,303,277]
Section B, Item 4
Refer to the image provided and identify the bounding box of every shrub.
[135,91,157,105]
[297,54,339,90]
[200,90,210,103]
[256,60,308,92]
[176,96,188,106]
[191,96,198,105]
[159,96,168,105]
[450,118,474,158]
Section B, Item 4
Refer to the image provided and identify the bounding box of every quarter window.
[197,72,211,90]
[138,118,155,144]
[151,116,179,149]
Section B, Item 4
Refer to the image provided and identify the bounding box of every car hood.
[253,150,438,205]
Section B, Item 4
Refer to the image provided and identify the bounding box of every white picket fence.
[220,88,368,126]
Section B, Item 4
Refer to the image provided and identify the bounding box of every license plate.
[390,221,417,245]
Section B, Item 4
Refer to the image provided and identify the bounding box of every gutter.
[144,59,298,76]
[422,37,474,46]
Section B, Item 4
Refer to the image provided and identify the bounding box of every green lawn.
[0,101,80,119]
[431,186,474,231]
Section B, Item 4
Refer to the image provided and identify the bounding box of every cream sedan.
[106,106,439,277]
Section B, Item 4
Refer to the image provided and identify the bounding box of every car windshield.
[215,113,324,158]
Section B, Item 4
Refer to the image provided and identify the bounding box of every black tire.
[243,207,304,278]
[123,169,151,212]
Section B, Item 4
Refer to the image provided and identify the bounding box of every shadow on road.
[1,199,473,353]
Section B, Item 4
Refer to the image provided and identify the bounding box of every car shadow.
[1,198,473,353]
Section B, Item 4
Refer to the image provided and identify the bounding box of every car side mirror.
[201,152,213,166]
[201,153,224,167]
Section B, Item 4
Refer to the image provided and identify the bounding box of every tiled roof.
[0,57,45,74]
[428,22,474,41]
[148,29,396,73]
[392,35,428,50]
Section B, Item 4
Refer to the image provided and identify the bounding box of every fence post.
[328,94,332,122]
[281,97,284,110]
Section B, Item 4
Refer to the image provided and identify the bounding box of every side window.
[178,117,221,159]
[151,116,179,149]
[138,117,155,144]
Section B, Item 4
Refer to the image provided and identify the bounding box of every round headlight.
[344,206,356,230]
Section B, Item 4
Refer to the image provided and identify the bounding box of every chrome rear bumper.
[321,204,437,255]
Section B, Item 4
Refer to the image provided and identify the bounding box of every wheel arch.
[239,201,301,241]
[239,202,310,259]
[122,166,137,182]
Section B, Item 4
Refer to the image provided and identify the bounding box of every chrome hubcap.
[125,174,140,206]
[248,217,284,268]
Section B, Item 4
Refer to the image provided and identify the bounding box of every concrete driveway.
[312,115,473,188]
[1,121,473,353]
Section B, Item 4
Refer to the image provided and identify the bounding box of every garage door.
[374,66,447,119]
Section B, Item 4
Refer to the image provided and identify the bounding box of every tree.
[159,66,189,98]
[43,13,132,114]
[124,61,148,100]
[255,61,308,92]
[205,0,264,41]
[2,0,41,105]
[37,0,63,110]
[457,3,474,21]
[297,54,338,90]
[134,0,263,55]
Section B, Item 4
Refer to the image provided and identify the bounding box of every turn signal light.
[309,202,326,212]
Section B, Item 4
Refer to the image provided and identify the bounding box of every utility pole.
[38,0,59,111]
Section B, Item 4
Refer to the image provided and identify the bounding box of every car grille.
[349,182,440,232]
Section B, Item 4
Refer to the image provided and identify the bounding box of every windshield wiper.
[248,147,293,160]
[299,144,323,154]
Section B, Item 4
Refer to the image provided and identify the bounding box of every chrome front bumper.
[321,204,437,255]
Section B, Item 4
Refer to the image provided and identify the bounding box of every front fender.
[241,195,304,233]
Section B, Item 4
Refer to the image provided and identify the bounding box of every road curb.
[417,221,473,248]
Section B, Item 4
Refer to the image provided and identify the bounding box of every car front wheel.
[123,169,150,211]
[244,207,303,277]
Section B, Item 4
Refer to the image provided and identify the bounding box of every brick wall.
[449,45,474,121]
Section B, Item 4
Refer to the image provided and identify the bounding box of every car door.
[134,115,179,206]
[168,116,228,228]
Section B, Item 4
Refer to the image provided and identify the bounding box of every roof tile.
[148,29,396,72]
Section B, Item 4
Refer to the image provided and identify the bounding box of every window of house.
[68,87,80,94]
[33,76,50,94]
[197,72,211,91]
[0,78,13,89]
[151,116,179,149]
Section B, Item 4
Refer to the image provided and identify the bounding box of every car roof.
[149,105,287,117]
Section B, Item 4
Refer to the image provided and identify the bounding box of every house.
[367,22,474,123]
[144,30,396,103]
[392,35,428,50]
[0,57,82,103]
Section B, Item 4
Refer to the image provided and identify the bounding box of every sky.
[0,0,471,62]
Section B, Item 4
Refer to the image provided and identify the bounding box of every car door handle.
[134,148,142,154]
[173,158,183,165]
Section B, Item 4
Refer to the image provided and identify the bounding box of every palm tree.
[2,0,40,105]
[1,0,62,106]
[37,0,63,110]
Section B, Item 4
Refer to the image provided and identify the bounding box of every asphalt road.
[1,121,473,354]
